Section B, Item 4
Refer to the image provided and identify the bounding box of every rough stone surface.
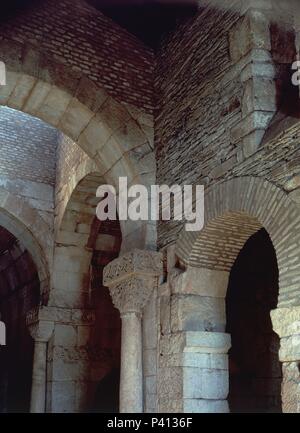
[0,0,299,415]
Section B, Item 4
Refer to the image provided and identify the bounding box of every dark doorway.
[0,226,40,413]
[226,228,282,413]
[88,218,122,413]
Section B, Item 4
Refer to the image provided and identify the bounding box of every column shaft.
[30,340,47,413]
[120,312,143,413]
[27,310,54,413]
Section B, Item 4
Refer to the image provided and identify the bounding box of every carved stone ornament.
[27,307,54,342]
[103,249,163,287]
[103,249,163,315]
[28,320,54,342]
[109,276,157,315]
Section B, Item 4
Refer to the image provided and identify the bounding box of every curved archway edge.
[0,187,51,291]
[0,39,156,251]
[176,176,300,306]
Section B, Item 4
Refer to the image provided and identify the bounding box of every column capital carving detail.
[103,249,163,315]
[26,307,54,342]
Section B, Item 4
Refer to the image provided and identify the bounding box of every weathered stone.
[281,362,300,413]
[53,324,77,347]
[171,295,226,332]
[160,332,231,356]
[170,267,229,298]
[183,398,229,413]
[183,367,229,399]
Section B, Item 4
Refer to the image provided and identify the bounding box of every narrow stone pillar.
[27,308,54,413]
[103,249,162,413]
[159,331,231,413]
[120,311,143,412]
[158,264,231,412]
[271,307,300,413]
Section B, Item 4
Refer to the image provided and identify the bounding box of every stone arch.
[0,39,156,251]
[51,169,106,308]
[50,167,123,412]
[161,177,300,413]
[0,187,51,292]
[55,156,100,238]
[176,176,300,306]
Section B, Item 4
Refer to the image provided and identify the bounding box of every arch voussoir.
[176,176,300,304]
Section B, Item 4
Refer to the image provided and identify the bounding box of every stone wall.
[155,2,300,413]
[155,2,299,249]
[0,0,154,112]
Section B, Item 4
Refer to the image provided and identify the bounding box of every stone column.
[27,308,54,413]
[159,331,231,412]
[158,262,231,412]
[103,249,162,413]
[271,307,300,413]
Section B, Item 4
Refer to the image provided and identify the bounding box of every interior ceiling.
[0,0,198,49]
[89,0,199,48]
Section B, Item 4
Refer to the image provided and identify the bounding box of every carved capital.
[103,249,163,315]
[110,276,156,315]
[27,307,54,342]
[104,249,162,286]
[271,307,300,338]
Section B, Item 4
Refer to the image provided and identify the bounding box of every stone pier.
[271,307,300,413]
[103,249,162,413]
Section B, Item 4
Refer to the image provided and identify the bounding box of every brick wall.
[0,0,154,112]
[0,107,57,185]
[56,132,88,188]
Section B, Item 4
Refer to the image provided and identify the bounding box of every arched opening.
[226,228,282,413]
[174,178,300,414]
[88,217,122,413]
[51,168,123,412]
[0,226,40,413]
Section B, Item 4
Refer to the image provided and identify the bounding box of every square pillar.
[158,262,231,413]
[158,331,231,413]
[271,306,300,412]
